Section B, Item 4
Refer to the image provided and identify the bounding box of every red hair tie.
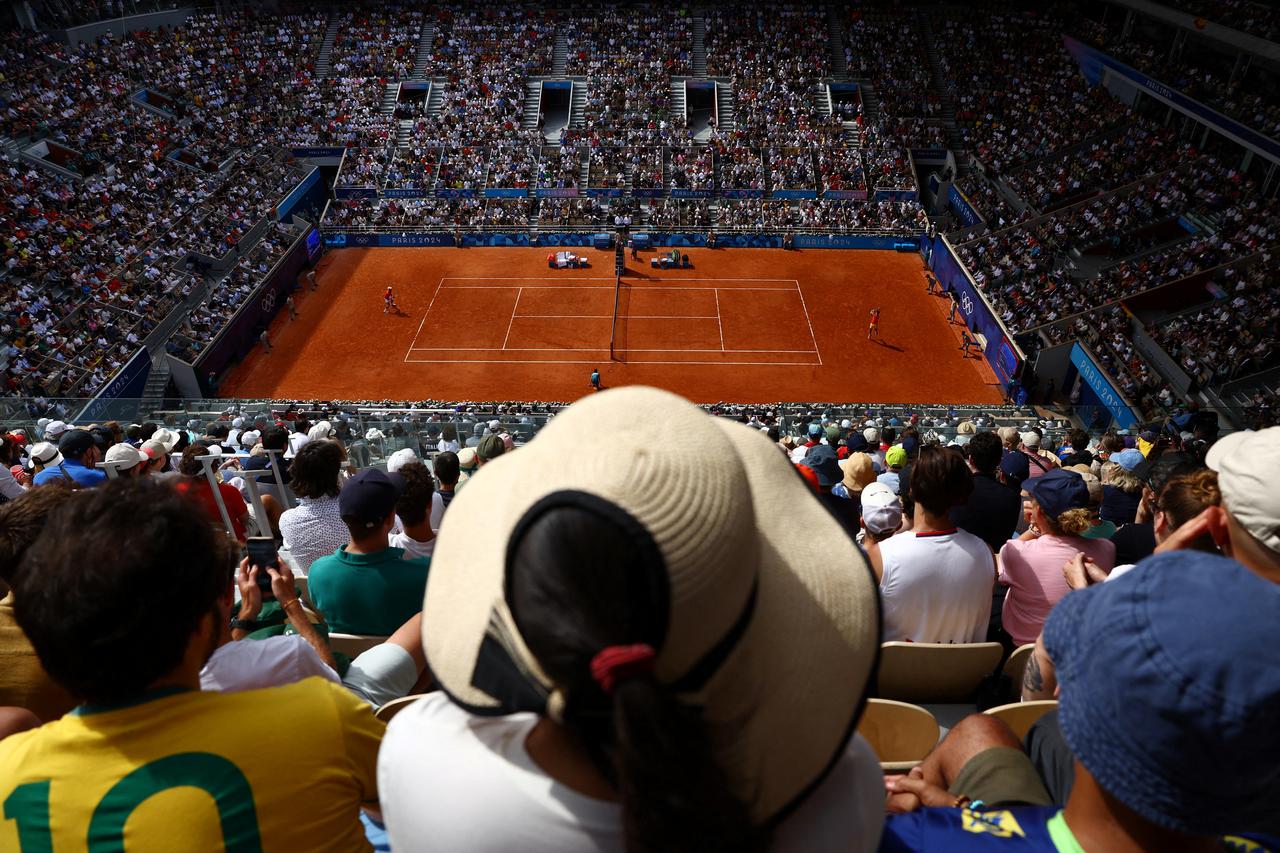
[590,644,656,695]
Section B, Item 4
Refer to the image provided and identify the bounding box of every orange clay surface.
[221,247,1003,405]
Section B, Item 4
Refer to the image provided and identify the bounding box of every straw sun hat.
[422,386,880,823]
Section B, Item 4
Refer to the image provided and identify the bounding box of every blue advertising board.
[276,167,323,221]
[911,149,948,161]
[437,189,478,199]
[305,228,322,261]
[334,187,378,199]
[772,190,818,200]
[1063,36,1280,162]
[1069,342,1138,429]
[670,189,715,199]
[290,147,347,158]
[823,189,868,200]
[197,229,314,378]
[948,185,983,228]
[927,236,1023,387]
[485,188,530,198]
[383,188,433,198]
[721,189,765,199]
[75,347,152,423]
[874,189,919,202]
[586,188,624,198]
[537,187,580,198]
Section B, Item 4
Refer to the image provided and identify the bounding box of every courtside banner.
[75,347,152,423]
[1064,36,1280,162]
[1069,342,1138,428]
[290,147,346,158]
[927,235,1023,387]
[948,185,983,228]
[195,229,313,378]
[537,187,580,198]
[276,167,323,221]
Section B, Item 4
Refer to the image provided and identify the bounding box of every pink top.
[998,534,1116,646]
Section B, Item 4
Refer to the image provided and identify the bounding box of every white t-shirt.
[379,693,884,853]
[389,530,435,560]
[878,529,995,643]
[200,635,341,693]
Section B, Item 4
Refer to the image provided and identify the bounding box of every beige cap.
[1207,427,1280,554]
[104,443,146,470]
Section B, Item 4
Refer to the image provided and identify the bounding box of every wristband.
[230,618,264,631]
[280,598,303,613]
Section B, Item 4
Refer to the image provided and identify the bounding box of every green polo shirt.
[307,545,429,636]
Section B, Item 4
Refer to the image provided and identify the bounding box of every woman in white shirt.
[378,387,884,852]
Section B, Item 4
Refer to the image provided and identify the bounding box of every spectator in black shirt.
[951,431,1022,552]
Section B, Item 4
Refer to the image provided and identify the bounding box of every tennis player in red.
[384,286,398,314]
[868,307,881,340]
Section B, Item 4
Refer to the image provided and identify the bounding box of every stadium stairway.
[553,31,568,76]
[715,82,736,135]
[569,78,587,131]
[813,82,832,118]
[661,150,672,199]
[426,80,445,121]
[693,16,707,77]
[858,82,881,124]
[396,119,413,148]
[916,13,964,154]
[380,83,399,116]
[139,359,171,415]
[316,15,340,79]
[673,80,686,125]
[826,5,849,78]
[412,22,434,79]
[523,79,544,136]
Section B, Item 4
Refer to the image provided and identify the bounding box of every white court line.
[793,280,823,366]
[500,288,522,350]
[438,285,795,292]
[442,277,799,282]
[512,315,720,320]
[406,358,821,366]
[403,276,445,363]
[714,289,725,352]
[408,347,819,354]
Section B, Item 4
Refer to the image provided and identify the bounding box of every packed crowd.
[937,9,1129,173]
[328,9,421,80]
[566,5,690,145]
[2,386,1278,853]
[958,154,1278,333]
[1150,256,1280,386]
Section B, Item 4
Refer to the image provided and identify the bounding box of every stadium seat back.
[877,641,1004,703]
[329,633,389,657]
[857,698,940,771]
[983,700,1059,741]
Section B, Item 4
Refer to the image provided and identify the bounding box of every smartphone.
[245,537,279,597]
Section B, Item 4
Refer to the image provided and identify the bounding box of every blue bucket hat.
[1044,552,1280,835]
[800,445,842,488]
[1026,468,1089,520]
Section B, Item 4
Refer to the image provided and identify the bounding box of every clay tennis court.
[221,247,1003,404]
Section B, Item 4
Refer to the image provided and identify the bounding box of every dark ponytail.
[509,504,767,853]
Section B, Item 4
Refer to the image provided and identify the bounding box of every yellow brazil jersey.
[0,677,383,852]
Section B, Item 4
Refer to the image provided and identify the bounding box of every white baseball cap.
[1207,427,1280,554]
[863,427,879,444]
[26,441,63,468]
[860,482,902,536]
[44,420,69,440]
[386,447,418,473]
[104,443,146,470]
[1021,431,1042,449]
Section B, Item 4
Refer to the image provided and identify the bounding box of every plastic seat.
[877,642,1004,703]
[984,700,1058,741]
[857,698,941,771]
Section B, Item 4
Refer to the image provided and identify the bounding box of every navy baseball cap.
[1026,468,1089,520]
[57,429,96,458]
[1000,448,1029,482]
[339,468,405,527]
[800,445,842,488]
[1045,551,1280,834]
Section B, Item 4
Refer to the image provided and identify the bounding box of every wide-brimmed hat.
[839,452,875,493]
[422,387,880,823]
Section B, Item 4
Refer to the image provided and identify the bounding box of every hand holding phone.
[245,537,280,599]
